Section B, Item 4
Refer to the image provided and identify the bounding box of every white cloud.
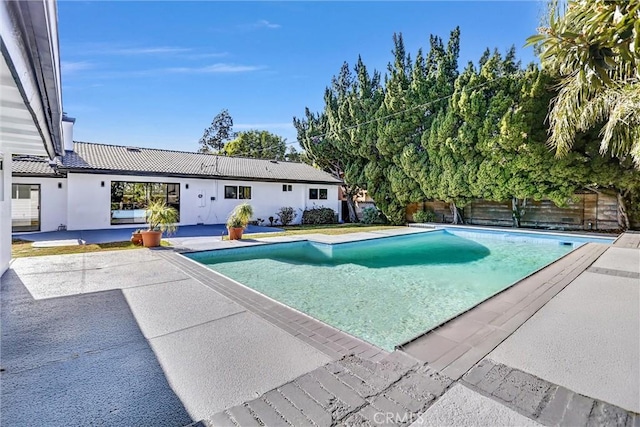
[61,61,94,74]
[185,52,229,60]
[257,19,281,29]
[236,20,282,31]
[166,63,264,73]
[106,46,193,55]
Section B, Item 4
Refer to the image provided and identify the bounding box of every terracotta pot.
[141,230,163,247]
[227,227,244,240]
[131,232,143,246]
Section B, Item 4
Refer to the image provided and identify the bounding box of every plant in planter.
[130,229,143,246]
[226,203,253,240]
[141,201,178,247]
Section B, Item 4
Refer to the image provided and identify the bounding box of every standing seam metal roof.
[59,142,342,184]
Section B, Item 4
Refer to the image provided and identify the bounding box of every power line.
[215,75,505,158]
[309,76,502,142]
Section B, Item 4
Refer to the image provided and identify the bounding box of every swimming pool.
[186,229,613,350]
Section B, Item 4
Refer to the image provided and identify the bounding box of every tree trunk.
[450,202,464,224]
[341,185,361,223]
[511,197,527,228]
[346,196,358,223]
[617,191,630,230]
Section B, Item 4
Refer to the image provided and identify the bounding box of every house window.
[225,185,252,199]
[309,188,328,200]
[11,184,40,232]
[12,185,31,199]
[110,181,180,225]
[282,184,293,192]
[224,186,237,199]
[239,186,251,199]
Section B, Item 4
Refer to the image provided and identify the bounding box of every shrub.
[226,203,254,228]
[361,207,381,224]
[276,206,296,226]
[302,206,337,225]
[145,201,178,234]
[413,209,436,223]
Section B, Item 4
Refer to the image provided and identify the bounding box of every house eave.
[59,167,344,185]
[0,0,63,158]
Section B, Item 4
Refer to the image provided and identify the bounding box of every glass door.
[11,184,40,232]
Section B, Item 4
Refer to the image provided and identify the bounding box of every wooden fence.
[406,191,621,231]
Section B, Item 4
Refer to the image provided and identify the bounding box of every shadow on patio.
[0,269,193,426]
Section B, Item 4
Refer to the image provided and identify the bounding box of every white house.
[1,0,65,274]
[11,137,342,232]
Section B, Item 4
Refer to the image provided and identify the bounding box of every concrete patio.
[1,228,638,426]
[13,223,284,245]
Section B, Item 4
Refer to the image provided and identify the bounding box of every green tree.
[527,0,640,165]
[285,146,302,162]
[398,29,461,221]
[198,109,234,153]
[222,130,287,160]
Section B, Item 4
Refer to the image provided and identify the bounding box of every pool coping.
[410,223,617,243]
[398,241,611,379]
[174,226,435,256]
[158,226,616,368]
[395,236,595,348]
[155,249,390,363]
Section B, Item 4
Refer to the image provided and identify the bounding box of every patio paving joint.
[204,353,458,426]
[461,359,638,426]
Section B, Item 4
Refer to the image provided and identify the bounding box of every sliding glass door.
[110,181,180,225]
[11,184,40,232]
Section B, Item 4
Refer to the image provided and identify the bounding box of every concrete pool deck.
[1,227,638,425]
[13,223,284,245]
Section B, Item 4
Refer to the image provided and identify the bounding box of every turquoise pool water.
[187,229,612,350]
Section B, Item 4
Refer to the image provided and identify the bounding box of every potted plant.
[226,203,253,240]
[130,229,143,246]
[141,201,178,247]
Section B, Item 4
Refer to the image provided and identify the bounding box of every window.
[239,186,251,199]
[110,181,180,225]
[225,185,252,199]
[309,188,328,200]
[12,185,31,199]
[11,184,40,232]
[282,184,293,192]
[224,186,237,199]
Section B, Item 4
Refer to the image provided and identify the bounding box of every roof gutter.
[57,167,344,185]
[0,0,63,158]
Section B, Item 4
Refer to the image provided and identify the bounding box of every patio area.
[12,224,283,245]
[1,229,638,426]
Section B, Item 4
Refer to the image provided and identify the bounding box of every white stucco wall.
[0,156,11,275]
[65,172,340,230]
[12,176,67,232]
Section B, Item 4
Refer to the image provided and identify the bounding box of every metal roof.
[58,142,342,184]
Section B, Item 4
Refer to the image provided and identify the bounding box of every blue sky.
[59,1,544,152]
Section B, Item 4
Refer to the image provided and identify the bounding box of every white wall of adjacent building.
[1,156,12,274]
[25,172,341,231]
[12,176,67,232]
